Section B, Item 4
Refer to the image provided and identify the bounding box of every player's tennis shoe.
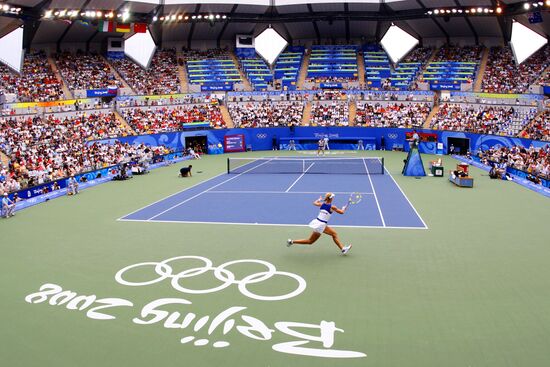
[287,239,293,247]
[341,245,352,255]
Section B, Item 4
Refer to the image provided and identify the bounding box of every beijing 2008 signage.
[224,134,246,153]
[25,255,366,359]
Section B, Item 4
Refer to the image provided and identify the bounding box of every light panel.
[124,28,156,69]
[0,26,24,73]
[510,21,547,65]
[380,25,419,64]
[254,28,287,66]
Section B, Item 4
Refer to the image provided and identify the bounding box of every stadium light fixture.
[255,27,288,66]
[523,3,530,9]
[510,20,547,64]
[381,24,419,64]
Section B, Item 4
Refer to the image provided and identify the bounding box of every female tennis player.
[287,192,352,255]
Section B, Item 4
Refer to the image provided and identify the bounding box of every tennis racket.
[344,192,362,210]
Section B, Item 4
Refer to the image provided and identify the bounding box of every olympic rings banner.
[25,255,367,359]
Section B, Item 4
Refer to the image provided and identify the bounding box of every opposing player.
[287,193,352,255]
[316,138,325,156]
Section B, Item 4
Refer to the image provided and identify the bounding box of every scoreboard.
[224,134,246,153]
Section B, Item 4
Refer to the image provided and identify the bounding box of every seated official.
[179,165,193,177]
[67,175,79,195]
[2,193,16,218]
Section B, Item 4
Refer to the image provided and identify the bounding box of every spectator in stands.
[482,45,550,94]
[111,49,180,95]
[355,102,430,128]
[431,103,537,136]
[0,51,63,102]
[228,101,304,128]
[310,102,349,127]
[56,51,119,91]
[122,103,225,134]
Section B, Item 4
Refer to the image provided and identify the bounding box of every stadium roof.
[0,0,548,47]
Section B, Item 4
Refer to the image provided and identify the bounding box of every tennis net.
[227,157,384,175]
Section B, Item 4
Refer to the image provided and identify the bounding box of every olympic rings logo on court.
[256,133,268,139]
[387,133,398,139]
[115,256,307,301]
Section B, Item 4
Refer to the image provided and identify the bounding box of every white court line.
[285,163,314,192]
[383,166,429,229]
[206,191,374,195]
[117,218,428,230]
[147,159,274,221]
[117,171,227,220]
[363,158,387,227]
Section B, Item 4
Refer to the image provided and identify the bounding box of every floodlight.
[0,26,24,73]
[510,21,547,64]
[255,27,287,66]
[124,28,156,69]
[380,24,419,64]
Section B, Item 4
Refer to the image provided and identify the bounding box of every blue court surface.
[120,157,427,229]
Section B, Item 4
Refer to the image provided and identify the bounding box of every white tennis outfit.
[309,203,332,233]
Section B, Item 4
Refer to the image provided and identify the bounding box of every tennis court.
[120,157,427,229]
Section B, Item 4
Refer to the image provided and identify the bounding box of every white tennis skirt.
[308,219,327,234]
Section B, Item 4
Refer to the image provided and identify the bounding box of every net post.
[381,157,384,174]
[227,158,230,174]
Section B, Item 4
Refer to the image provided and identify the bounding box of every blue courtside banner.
[320,83,343,89]
[86,87,118,98]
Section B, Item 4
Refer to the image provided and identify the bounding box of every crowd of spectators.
[228,101,304,128]
[0,51,63,102]
[479,145,550,181]
[181,48,230,60]
[355,102,431,128]
[537,70,550,86]
[401,47,433,64]
[309,102,349,126]
[121,104,225,134]
[307,76,357,84]
[520,111,550,142]
[482,46,550,94]
[431,45,483,62]
[314,90,347,100]
[56,51,119,90]
[0,112,140,194]
[111,50,180,95]
[431,103,536,136]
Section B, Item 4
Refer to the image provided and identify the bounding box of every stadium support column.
[23,0,52,50]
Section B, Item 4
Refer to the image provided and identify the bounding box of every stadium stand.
[274,46,305,91]
[120,104,225,134]
[0,111,136,193]
[479,145,550,180]
[355,101,431,128]
[363,45,427,91]
[235,48,273,91]
[185,48,241,91]
[228,101,304,127]
[431,103,537,136]
[482,45,550,94]
[307,45,358,83]
[0,51,63,102]
[55,51,119,91]
[419,45,483,91]
[110,49,181,95]
[521,110,550,141]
